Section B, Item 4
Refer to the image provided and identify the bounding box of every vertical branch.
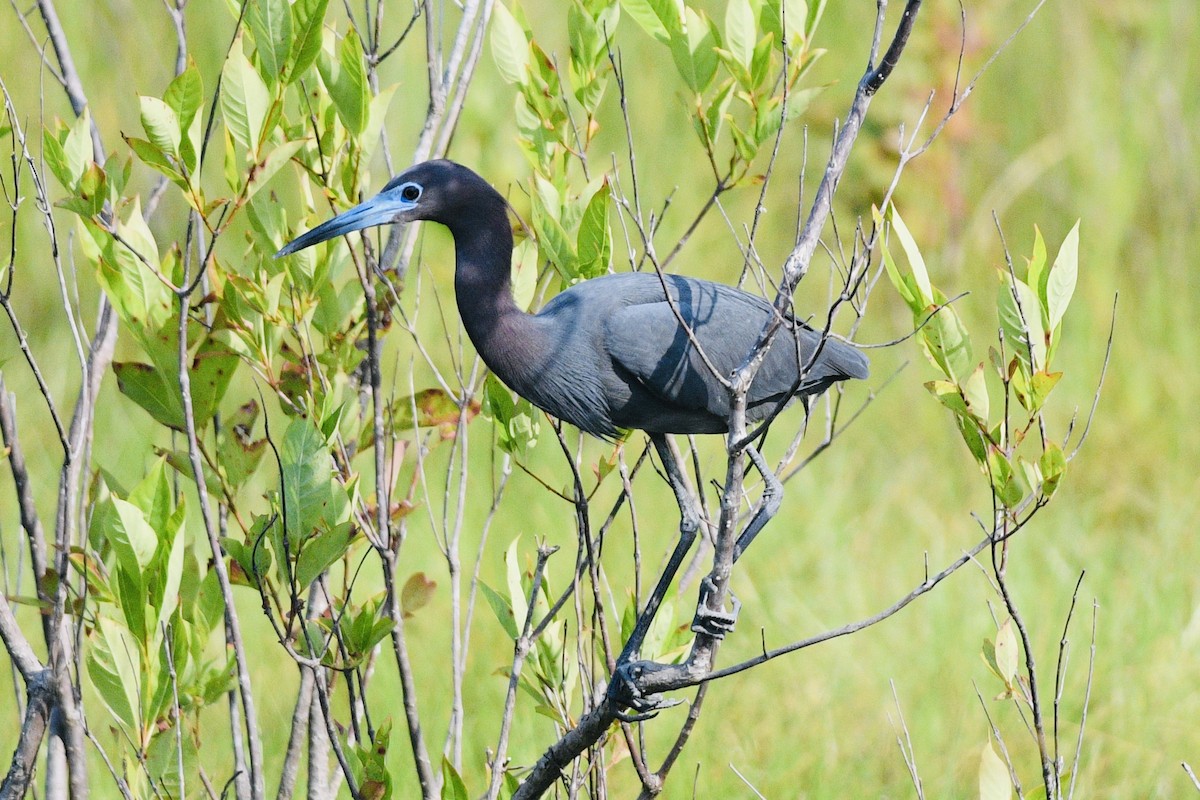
[485,544,556,800]
[0,593,54,800]
[177,290,265,800]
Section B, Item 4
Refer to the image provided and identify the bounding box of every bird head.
[275,160,492,257]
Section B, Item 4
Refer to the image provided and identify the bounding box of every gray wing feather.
[606,275,867,420]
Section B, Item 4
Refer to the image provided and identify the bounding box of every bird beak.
[275,190,416,257]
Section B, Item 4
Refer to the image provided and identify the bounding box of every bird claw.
[608,659,682,718]
[690,576,741,638]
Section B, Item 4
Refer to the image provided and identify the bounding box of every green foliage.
[881,204,1081,512]
[82,465,231,752]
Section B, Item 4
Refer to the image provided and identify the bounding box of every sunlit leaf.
[994,618,1018,686]
[577,181,612,278]
[889,205,932,303]
[288,0,330,82]
[88,617,141,734]
[221,36,269,155]
[248,0,293,84]
[140,96,181,158]
[63,109,94,187]
[621,0,676,43]
[510,238,539,311]
[979,741,1013,800]
[1039,441,1067,497]
[1046,220,1080,333]
[997,272,1046,373]
[490,2,530,84]
[317,27,370,136]
[1026,225,1047,315]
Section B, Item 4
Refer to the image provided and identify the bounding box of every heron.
[277,159,867,674]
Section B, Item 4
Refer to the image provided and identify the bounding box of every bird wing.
[605,275,867,421]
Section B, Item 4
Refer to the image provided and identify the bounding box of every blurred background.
[1,0,1197,796]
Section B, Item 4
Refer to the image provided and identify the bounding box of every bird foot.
[690,576,741,638]
[608,660,683,720]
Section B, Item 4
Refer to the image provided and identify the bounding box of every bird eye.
[400,183,421,202]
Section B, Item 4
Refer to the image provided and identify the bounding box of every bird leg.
[615,435,702,667]
[731,444,783,562]
[609,436,704,714]
[688,445,779,639]
[689,575,741,637]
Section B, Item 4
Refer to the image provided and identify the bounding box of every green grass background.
[1,1,1198,797]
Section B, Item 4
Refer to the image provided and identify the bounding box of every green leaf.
[1039,441,1067,497]
[353,721,393,800]
[1046,220,1080,333]
[576,181,612,278]
[164,61,204,172]
[987,450,1029,509]
[441,757,469,800]
[248,0,293,84]
[245,139,304,203]
[318,28,370,135]
[532,190,578,280]
[877,206,919,312]
[111,497,160,573]
[924,379,968,417]
[961,362,989,422]
[979,741,1013,800]
[401,572,437,617]
[152,503,188,635]
[700,78,735,145]
[505,537,527,632]
[140,96,181,158]
[281,419,332,538]
[125,136,185,186]
[221,36,269,155]
[921,303,973,383]
[750,33,774,90]
[88,617,141,734]
[490,2,530,84]
[510,238,538,311]
[294,523,353,587]
[127,459,174,532]
[997,272,1046,373]
[889,205,932,303]
[164,60,204,127]
[190,338,239,422]
[114,362,185,430]
[58,162,107,217]
[42,126,73,189]
[955,412,988,466]
[621,0,674,43]
[994,618,1018,686]
[804,0,827,40]
[63,109,94,187]
[568,2,601,68]
[1026,225,1047,314]
[725,0,755,71]
[783,0,809,44]
[288,0,330,82]
[360,84,398,162]
[481,582,519,640]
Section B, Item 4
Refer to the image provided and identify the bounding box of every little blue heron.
[278,160,867,665]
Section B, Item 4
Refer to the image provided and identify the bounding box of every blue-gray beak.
[275,191,416,257]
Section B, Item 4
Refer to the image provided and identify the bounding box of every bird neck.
[447,201,539,377]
